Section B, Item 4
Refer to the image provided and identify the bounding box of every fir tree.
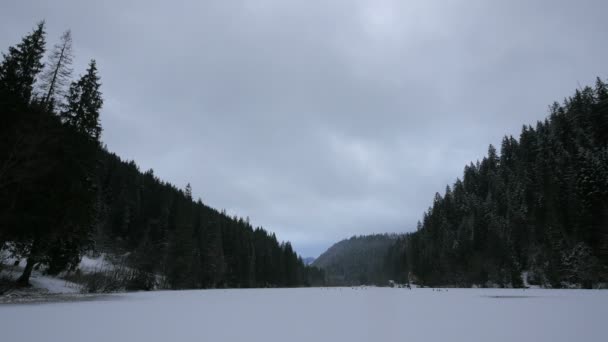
[0,21,46,112]
[62,59,103,141]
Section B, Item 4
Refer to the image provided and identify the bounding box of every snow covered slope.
[0,253,116,295]
[26,273,81,294]
[0,269,81,294]
[1,287,606,342]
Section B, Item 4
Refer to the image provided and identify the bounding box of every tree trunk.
[16,257,36,287]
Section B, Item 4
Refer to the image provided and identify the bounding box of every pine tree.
[185,183,192,199]
[0,21,46,112]
[62,59,103,141]
[38,30,73,112]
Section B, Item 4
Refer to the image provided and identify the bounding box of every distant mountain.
[303,257,316,266]
[313,234,401,286]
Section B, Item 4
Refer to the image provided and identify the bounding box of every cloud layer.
[2,0,607,256]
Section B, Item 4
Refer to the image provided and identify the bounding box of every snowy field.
[0,287,606,342]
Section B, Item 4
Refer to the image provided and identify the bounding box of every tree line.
[385,79,608,288]
[0,22,324,290]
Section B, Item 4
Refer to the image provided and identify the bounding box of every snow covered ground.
[0,287,606,342]
[0,268,82,295]
[0,252,119,296]
[24,273,81,294]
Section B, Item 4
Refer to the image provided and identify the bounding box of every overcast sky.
[2,0,607,257]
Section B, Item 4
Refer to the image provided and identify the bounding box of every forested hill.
[313,234,400,285]
[92,150,325,289]
[385,79,608,288]
[0,22,324,290]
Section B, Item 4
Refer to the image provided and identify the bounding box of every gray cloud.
[2,0,607,256]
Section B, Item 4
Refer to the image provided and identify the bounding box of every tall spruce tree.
[0,30,104,285]
[0,21,46,112]
[61,59,102,141]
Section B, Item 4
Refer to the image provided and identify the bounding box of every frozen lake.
[0,287,606,342]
